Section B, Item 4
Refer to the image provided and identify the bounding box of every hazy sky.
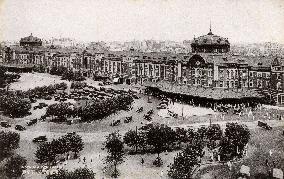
[1,0,284,43]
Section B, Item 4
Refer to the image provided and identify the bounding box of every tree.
[219,123,250,161]
[46,102,74,121]
[62,132,84,158]
[35,142,57,166]
[104,132,125,178]
[196,126,207,140]
[168,145,200,179]
[123,129,147,153]
[146,124,176,166]
[4,155,27,179]
[71,167,96,179]
[123,130,138,152]
[175,127,188,147]
[206,124,223,149]
[0,131,20,158]
[0,95,31,118]
[50,138,69,155]
[80,95,133,122]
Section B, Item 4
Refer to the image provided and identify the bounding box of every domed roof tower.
[191,24,230,53]
[20,33,42,47]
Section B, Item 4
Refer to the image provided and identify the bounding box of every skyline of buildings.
[2,29,284,105]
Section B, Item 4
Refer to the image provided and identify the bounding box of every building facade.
[2,31,284,105]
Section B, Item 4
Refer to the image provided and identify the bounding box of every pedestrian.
[141,158,144,165]
[83,157,86,163]
[265,159,269,167]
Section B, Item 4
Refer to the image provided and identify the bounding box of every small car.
[258,121,272,130]
[132,94,140,99]
[38,103,48,108]
[124,116,133,123]
[27,119,37,126]
[157,103,167,109]
[33,136,47,143]
[44,96,52,100]
[0,121,11,128]
[15,125,26,131]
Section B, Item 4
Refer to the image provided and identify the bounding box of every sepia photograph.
[0,0,284,178]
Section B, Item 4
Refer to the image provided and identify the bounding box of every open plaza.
[0,72,283,179]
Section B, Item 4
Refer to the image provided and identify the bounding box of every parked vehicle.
[15,125,26,131]
[124,116,133,123]
[132,94,140,99]
[110,120,121,126]
[44,96,52,100]
[39,103,48,108]
[33,136,47,143]
[27,119,37,126]
[258,121,272,130]
[157,103,167,109]
[0,121,11,128]
[137,107,143,113]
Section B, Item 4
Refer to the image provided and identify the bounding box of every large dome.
[20,33,42,43]
[192,31,229,46]
[191,29,230,53]
[20,33,42,47]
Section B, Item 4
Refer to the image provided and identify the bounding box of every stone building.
[20,33,42,47]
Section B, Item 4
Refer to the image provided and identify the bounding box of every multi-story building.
[2,31,284,105]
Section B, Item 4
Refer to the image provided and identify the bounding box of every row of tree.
[25,82,67,99]
[61,70,86,81]
[81,94,133,122]
[35,132,84,166]
[50,66,85,81]
[46,168,95,179]
[167,122,250,179]
[123,123,250,171]
[45,95,133,122]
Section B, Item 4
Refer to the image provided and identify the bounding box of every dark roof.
[191,30,229,46]
[20,33,42,43]
[145,81,263,100]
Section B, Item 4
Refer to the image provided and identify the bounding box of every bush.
[0,95,31,118]
[46,102,74,122]
[4,155,27,178]
[0,131,20,158]
[80,95,133,122]
[46,168,95,179]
